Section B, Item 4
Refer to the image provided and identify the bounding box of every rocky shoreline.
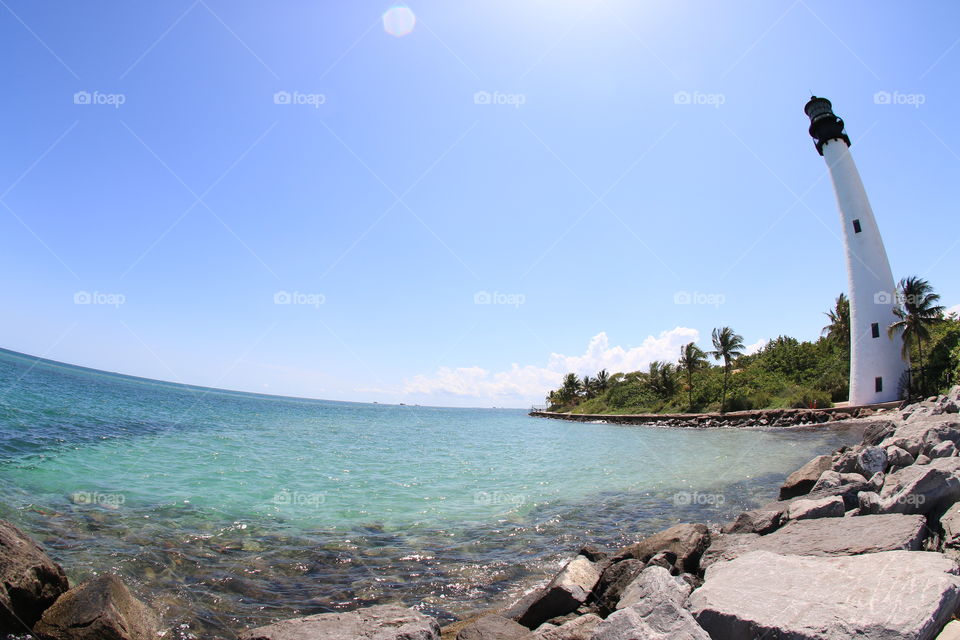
[530,402,901,428]
[3,389,960,639]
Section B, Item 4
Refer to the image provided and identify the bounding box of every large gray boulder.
[857,446,889,476]
[863,420,899,446]
[931,441,958,458]
[878,457,960,515]
[886,445,916,469]
[779,455,833,500]
[32,575,157,640]
[700,514,927,568]
[689,550,960,640]
[611,524,709,573]
[514,556,600,629]
[615,566,691,611]
[0,520,69,633]
[457,615,532,640]
[720,508,782,535]
[785,495,845,520]
[940,502,960,548]
[239,605,440,640]
[593,598,709,640]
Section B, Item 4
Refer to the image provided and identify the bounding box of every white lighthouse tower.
[804,96,906,405]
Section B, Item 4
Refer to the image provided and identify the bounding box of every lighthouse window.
[871,323,880,338]
[875,377,883,393]
[853,219,862,233]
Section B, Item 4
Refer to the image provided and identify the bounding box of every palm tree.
[888,276,944,393]
[678,342,709,411]
[822,293,850,353]
[559,373,581,404]
[595,369,610,394]
[581,375,595,399]
[710,327,745,413]
[647,361,678,398]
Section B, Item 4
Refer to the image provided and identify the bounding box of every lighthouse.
[804,96,906,405]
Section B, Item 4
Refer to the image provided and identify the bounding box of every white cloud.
[946,303,960,317]
[400,327,700,406]
[743,337,769,356]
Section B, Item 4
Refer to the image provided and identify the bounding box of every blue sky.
[1,0,958,407]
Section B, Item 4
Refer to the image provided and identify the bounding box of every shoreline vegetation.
[5,389,960,639]
[543,280,959,417]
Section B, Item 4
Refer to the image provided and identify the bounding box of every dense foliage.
[545,280,957,415]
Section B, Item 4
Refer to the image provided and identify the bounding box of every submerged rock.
[689,550,960,640]
[0,519,69,633]
[32,575,157,640]
[240,605,440,640]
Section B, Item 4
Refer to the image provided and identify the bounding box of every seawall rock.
[32,575,157,640]
[0,519,69,633]
[240,605,441,640]
[689,550,960,640]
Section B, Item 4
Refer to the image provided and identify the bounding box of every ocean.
[0,347,859,637]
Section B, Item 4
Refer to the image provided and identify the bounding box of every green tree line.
[545,277,959,414]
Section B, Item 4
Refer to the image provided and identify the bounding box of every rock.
[576,545,608,564]
[785,495,845,520]
[720,509,782,535]
[689,550,960,640]
[700,514,926,569]
[867,472,885,492]
[32,575,157,640]
[811,470,867,493]
[937,620,960,640]
[645,552,673,572]
[857,446,888,476]
[779,455,834,500]
[863,420,898,446]
[882,436,923,458]
[615,566,691,611]
[239,605,441,640]
[858,491,881,515]
[917,454,932,465]
[0,520,69,633]
[591,559,645,615]
[532,615,600,640]
[940,502,960,548]
[514,556,600,629]
[457,616,532,640]
[832,448,859,473]
[611,524,709,574]
[931,441,958,458]
[592,599,709,640]
[878,457,960,515]
[887,445,916,468]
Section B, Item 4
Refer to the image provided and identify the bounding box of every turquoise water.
[0,348,859,637]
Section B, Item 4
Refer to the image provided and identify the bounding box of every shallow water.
[0,348,859,637]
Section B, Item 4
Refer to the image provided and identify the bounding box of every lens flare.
[382,5,416,37]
